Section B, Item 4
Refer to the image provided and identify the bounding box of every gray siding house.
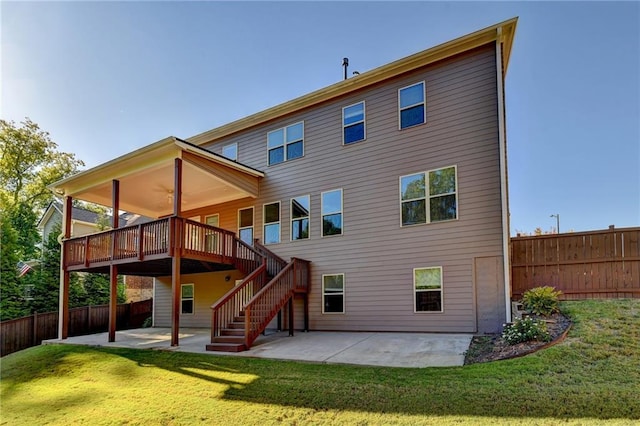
[51,18,517,350]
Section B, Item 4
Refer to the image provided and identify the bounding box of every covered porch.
[49,137,265,347]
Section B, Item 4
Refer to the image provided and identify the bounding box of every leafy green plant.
[142,316,153,328]
[522,286,562,316]
[502,317,550,345]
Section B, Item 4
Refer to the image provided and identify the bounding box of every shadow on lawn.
[108,343,640,422]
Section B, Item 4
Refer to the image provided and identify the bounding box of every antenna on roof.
[343,57,351,80]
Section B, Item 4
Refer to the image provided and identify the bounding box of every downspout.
[495,27,512,323]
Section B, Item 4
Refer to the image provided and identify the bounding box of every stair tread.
[206,342,247,352]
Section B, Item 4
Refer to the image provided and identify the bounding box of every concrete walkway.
[45,328,473,368]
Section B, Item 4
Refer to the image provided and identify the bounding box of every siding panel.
[183,44,503,333]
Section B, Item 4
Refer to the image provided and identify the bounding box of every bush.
[502,317,551,345]
[522,286,562,316]
[142,316,153,328]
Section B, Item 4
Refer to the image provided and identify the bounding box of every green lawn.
[2,299,639,425]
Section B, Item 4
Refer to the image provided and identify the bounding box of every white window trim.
[267,121,305,166]
[398,81,426,130]
[263,201,281,245]
[399,165,458,227]
[222,143,238,161]
[238,206,254,243]
[342,101,366,145]
[181,283,195,315]
[413,267,443,314]
[322,273,345,314]
[321,188,343,237]
[290,195,310,242]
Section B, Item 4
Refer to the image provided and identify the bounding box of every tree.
[0,118,84,213]
[0,213,29,320]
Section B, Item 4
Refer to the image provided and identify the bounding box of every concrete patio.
[44,328,473,368]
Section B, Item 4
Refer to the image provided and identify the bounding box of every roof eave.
[187,17,518,146]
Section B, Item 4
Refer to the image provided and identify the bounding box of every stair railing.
[210,260,267,343]
[253,239,288,277]
[243,258,310,349]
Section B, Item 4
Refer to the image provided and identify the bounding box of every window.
[238,207,254,245]
[400,166,457,226]
[263,202,280,244]
[321,189,343,236]
[222,143,238,161]
[267,122,304,165]
[291,195,310,241]
[414,267,442,312]
[205,214,219,253]
[399,81,425,129]
[322,274,345,313]
[343,101,365,144]
[181,284,194,314]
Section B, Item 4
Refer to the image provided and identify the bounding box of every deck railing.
[244,258,310,348]
[63,217,260,271]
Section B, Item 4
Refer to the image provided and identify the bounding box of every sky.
[2,1,639,235]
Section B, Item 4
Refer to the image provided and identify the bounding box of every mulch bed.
[464,312,572,365]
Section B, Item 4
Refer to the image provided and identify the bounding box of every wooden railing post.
[84,236,90,267]
[137,224,144,261]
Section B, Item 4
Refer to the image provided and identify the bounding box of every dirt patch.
[464,313,572,365]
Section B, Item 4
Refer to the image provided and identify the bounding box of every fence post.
[32,312,38,346]
[87,305,92,333]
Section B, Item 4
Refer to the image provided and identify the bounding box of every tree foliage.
[0,213,30,320]
[0,118,84,213]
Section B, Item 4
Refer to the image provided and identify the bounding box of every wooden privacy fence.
[0,299,152,357]
[511,227,640,300]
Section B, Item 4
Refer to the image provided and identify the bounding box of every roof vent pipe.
[342,57,349,80]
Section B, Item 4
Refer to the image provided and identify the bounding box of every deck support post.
[58,196,73,340]
[108,264,118,342]
[304,294,309,332]
[171,158,183,347]
[288,297,294,337]
[108,180,120,342]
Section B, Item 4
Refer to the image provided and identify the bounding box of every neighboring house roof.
[38,200,153,231]
[37,201,102,230]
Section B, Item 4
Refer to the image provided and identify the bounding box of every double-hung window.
[399,81,426,129]
[267,122,304,165]
[181,284,194,314]
[291,195,310,241]
[263,202,280,244]
[414,267,443,312]
[238,207,254,245]
[343,101,365,144]
[322,274,345,313]
[400,166,457,226]
[321,189,343,236]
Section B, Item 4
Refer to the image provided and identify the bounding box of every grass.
[1,299,639,425]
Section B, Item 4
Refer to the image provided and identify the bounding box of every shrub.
[142,316,153,328]
[502,317,551,345]
[522,286,562,316]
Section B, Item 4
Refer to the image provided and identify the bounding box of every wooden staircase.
[206,311,248,352]
[207,242,310,353]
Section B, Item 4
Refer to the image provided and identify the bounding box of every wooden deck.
[62,217,261,276]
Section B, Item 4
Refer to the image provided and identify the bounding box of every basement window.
[414,267,442,312]
[322,274,345,314]
[181,284,194,315]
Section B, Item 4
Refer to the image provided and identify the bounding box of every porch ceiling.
[49,137,264,218]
